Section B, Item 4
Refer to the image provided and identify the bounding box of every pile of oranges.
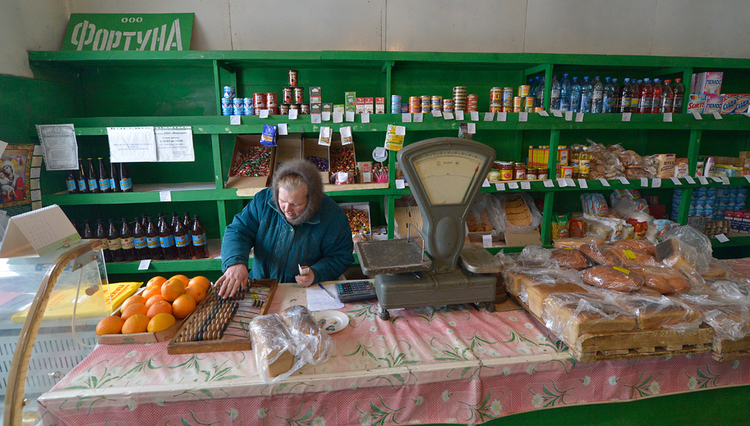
[96,275,211,336]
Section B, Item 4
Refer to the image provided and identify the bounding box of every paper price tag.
[713,111,722,120]
[715,234,729,243]
[322,111,331,121]
[470,111,479,121]
[652,178,662,188]
[599,178,610,187]
[538,110,549,117]
[278,123,288,135]
[311,114,321,124]
[622,112,631,122]
[395,179,405,189]
[565,111,573,121]
[361,113,370,123]
[138,259,151,270]
[482,178,490,188]
[663,112,673,122]
[685,176,696,184]
[519,112,528,122]
[482,234,492,248]
[432,110,442,118]
[230,115,241,125]
[444,112,454,120]
[543,179,555,188]
[402,113,412,123]
[333,112,343,123]
[721,177,730,185]
[578,178,588,188]
[259,109,270,118]
[413,113,424,122]
[692,111,702,120]
[495,182,505,191]
[575,112,584,122]
[287,109,298,120]
[640,178,648,187]
[467,123,476,134]
[508,182,519,189]
[670,177,682,185]
[484,112,494,121]
[711,176,723,183]
[698,176,709,185]
[745,175,750,184]
[552,110,563,118]
[556,178,567,187]
[497,112,507,122]
[617,177,629,185]
[521,181,531,190]
[456,111,465,121]
[345,111,355,122]
[565,178,575,187]
[159,191,172,202]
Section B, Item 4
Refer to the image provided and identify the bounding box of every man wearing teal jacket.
[217,159,354,298]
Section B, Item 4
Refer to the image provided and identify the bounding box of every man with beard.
[217,159,354,298]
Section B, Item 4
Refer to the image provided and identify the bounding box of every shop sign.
[62,13,193,51]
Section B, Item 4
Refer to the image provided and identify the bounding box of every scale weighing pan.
[356,238,432,276]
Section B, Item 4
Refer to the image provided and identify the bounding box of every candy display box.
[273,133,304,170]
[303,137,330,184]
[226,135,277,189]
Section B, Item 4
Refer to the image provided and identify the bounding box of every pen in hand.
[318,283,337,300]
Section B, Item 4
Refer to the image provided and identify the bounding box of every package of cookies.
[494,193,542,234]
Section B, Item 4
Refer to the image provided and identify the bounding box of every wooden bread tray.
[167,279,278,355]
[511,293,714,362]
[711,335,750,362]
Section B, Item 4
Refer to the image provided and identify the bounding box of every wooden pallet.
[712,335,750,362]
[167,279,278,355]
[512,294,714,362]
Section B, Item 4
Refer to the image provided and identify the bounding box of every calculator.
[336,280,378,303]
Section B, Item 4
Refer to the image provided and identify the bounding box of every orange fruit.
[185,284,207,303]
[96,316,124,335]
[188,276,212,292]
[169,274,190,287]
[121,303,148,320]
[147,276,167,288]
[121,314,149,334]
[121,295,147,311]
[172,294,196,319]
[146,300,173,318]
[145,294,166,308]
[147,313,176,333]
[161,278,186,302]
[141,286,161,300]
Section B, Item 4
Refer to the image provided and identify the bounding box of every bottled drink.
[158,215,177,260]
[82,219,94,239]
[141,213,148,228]
[580,77,593,113]
[77,158,88,193]
[95,219,111,262]
[107,218,123,262]
[170,211,179,232]
[98,157,111,193]
[87,158,100,193]
[182,211,192,230]
[611,78,620,111]
[191,215,209,259]
[119,218,135,262]
[651,78,663,114]
[549,75,560,111]
[119,163,133,192]
[174,219,192,260]
[638,78,653,113]
[559,73,571,112]
[661,79,675,113]
[602,77,614,113]
[570,77,582,113]
[110,162,120,193]
[146,216,163,260]
[66,171,77,194]
[533,76,545,109]
[619,78,632,113]
[630,80,641,112]
[591,76,603,113]
[133,216,148,260]
[672,78,685,113]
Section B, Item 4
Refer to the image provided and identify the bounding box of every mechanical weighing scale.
[356,137,504,320]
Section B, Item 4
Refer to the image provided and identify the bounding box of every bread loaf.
[582,265,644,292]
[249,314,296,380]
[542,293,636,343]
[610,239,656,256]
[579,243,621,266]
[550,248,593,270]
[624,264,692,294]
[655,238,694,270]
[678,294,750,340]
[615,294,701,330]
[553,237,605,249]
[503,267,583,298]
[280,305,330,364]
[524,281,590,317]
[604,247,654,264]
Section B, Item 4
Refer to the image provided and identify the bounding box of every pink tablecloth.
[38,282,750,426]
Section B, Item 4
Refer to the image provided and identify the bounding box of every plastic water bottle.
[570,77,582,113]
[611,78,620,112]
[672,78,685,113]
[580,77,593,113]
[630,80,641,112]
[619,78,632,113]
[559,73,571,112]
[602,77,614,113]
[651,78,663,113]
[534,76,545,109]
[638,78,652,113]
[550,75,561,111]
[592,76,604,113]
[661,79,674,113]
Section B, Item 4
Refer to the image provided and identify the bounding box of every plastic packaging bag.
[542,292,636,343]
[279,305,333,366]
[678,293,750,340]
[249,314,306,383]
[494,193,542,234]
[655,225,712,274]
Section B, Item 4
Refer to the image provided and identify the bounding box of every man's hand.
[216,264,249,298]
[295,270,315,287]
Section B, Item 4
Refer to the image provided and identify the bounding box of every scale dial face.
[412,149,486,205]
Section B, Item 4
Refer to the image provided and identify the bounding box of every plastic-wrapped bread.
[582,265,644,292]
[609,239,656,256]
[604,247,654,264]
[523,281,590,317]
[613,293,701,331]
[624,264,692,294]
[279,305,332,365]
[249,314,299,382]
[503,266,582,298]
[579,243,621,266]
[542,293,636,343]
[550,248,593,270]
[553,237,605,249]
[679,293,750,340]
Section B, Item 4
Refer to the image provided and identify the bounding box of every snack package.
[261,124,278,147]
[587,139,626,180]
[279,305,333,366]
[249,314,306,383]
[494,193,542,234]
[550,214,570,241]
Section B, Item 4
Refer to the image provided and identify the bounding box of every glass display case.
[0,240,106,425]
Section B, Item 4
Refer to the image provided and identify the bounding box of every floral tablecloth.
[38,280,750,426]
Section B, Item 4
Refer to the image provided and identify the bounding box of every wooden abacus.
[167,278,278,355]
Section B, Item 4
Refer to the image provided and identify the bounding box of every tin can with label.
[525,96,535,112]
[300,103,310,114]
[221,106,231,116]
[519,85,530,97]
[513,96,523,112]
[503,87,514,102]
[254,93,266,109]
[288,70,298,87]
[391,95,402,114]
[267,106,279,115]
[490,103,503,113]
[409,96,421,113]
[223,86,236,99]
[233,98,243,109]
[294,87,305,104]
[280,104,290,115]
[266,93,278,108]
[221,97,232,109]
[443,99,453,112]
[282,87,293,104]
[421,95,431,113]
[232,107,242,116]
[491,87,503,104]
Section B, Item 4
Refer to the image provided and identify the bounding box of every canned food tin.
[243,97,253,108]
[443,99,454,112]
[490,103,503,113]
[267,106,279,115]
[280,104,290,115]
[519,85,530,97]
[221,97,232,108]
[300,103,310,114]
[266,93,278,107]
[525,96,535,112]
[283,87,294,104]
[503,87,514,102]
[513,96,523,109]
[243,106,254,116]
[233,98,243,109]
[232,107,242,116]
[491,87,503,103]
[221,107,231,116]
[223,86,236,99]
[288,70,298,87]
[289,104,300,112]
[431,95,442,106]
[294,87,305,104]
[254,93,266,109]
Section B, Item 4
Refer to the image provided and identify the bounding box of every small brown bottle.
[191,215,209,259]
[107,218,123,262]
[120,218,135,262]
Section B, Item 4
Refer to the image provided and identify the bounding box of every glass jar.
[526,166,537,180]
[514,163,526,180]
[579,146,591,179]
[499,162,514,181]
[537,167,549,180]
[570,145,581,179]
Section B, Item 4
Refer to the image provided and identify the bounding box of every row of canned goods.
[490,86,544,113]
[487,162,549,182]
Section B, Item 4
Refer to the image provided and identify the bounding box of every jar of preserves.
[537,167,549,180]
[487,170,501,182]
[499,162,513,181]
[579,146,591,179]
[526,166,537,180]
[514,163,526,180]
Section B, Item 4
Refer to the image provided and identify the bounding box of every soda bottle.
[170,211,179,232]
[618,78,632,113]
[98,157,111,193]
[672,78,685,113]
[82,219,93,239]
[611,78,620,111]
[559,73,571,112]
[550,75,560,111]
[651,78,663,113]
[638,78,653,113]
[570,77,582,113]
[141,213,148,228]
[182,211,192,230]
[602,77,614,113]
[580,77,593,113]
[591,76,603,113]
[158,215,177,260]
[110,161,120,193]
[661,79,675,113]
[533,76,545,109]
[174,219,192,259]
[77,158,88,193]
[630,80,641,112]
[119,163,133,192]
[191,214,209,259]
[95,219,111,262]
[146,216,163,260]
[87,158,100,193]
[133,216,148,260]
[107,218,123,262]
[65,171,77,194]
[118,218,134,262]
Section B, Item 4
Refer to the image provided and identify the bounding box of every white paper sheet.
[155,127,194,162]
[306,283,344,311]
[36,124,79,170]
[107,127,158,162]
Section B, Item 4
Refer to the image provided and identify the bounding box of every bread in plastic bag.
[494,193,542,234]
[466,193,504,241]
[622,263,693,294]
[515,245,553,267]
[582,265,644,292]
[553,236,605,249]
[279,305,333,366]
[579,243,621,266]
[550,248,593,270]
[504,265,590,316]
[609,239,656,256]
[678,293,750,340]
[542,292,636,343]
[609,293,701,331]
[249,314,305,383]
[655,225,712,274]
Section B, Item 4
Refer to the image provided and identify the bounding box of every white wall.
[3,0,750,78]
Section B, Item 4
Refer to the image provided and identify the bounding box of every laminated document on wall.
[0,204,80,258]
[36,124,79,170]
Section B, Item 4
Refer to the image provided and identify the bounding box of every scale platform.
[356,238,432,276]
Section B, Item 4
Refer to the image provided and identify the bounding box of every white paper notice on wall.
[36,124,78,170]
[155,127,194,162]
[107,127,158,162]
[0,204,80,258]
